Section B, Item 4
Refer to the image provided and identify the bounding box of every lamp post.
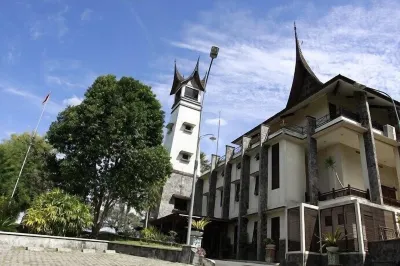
[365,87,400,129]
[186,46,219,245]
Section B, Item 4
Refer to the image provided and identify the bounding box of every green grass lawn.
[114,240,182,251]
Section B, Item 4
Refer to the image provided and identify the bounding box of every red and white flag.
[42,93,51,104]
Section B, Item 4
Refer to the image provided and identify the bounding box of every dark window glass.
[182,153,189,160]
[254,175,259,196]
[235,184,240,202]
[255,153,260,161]
[272,143,280,189]
[221,170,225,177]
[184,87,199,100]
[271,217,280,249]
[174,198,187,211]
[325,216,332,226]
[252,221,258,244]
[220,189,223,207]
[237,162,241,169]
[184,124,193,132]
[304,208,320,252]
[338,214,344,225]
[288,207,301,251]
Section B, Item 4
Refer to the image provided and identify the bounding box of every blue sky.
[1,0,400,158]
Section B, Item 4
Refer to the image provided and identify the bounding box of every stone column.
[257,124,270,261]
[207,154,219,217]
[222,146,235,219]
[388,107,400,141]
[237,136,251,260]
[306,116,319,205]
[193,178,204,216]
[355,91,383,205]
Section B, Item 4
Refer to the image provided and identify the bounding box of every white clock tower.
[155,59,205,219]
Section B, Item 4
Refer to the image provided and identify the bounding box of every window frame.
[184,86,199,101]
[271,143,280,190]
[235,183,240,202]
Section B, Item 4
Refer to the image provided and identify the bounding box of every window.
[288,207,301,251]
[237,162,241,169]
[271,143,280,189]
[271,217,280,248]
[221,170,225,177]
[325,216,332,226]
[338,214,344,225]
[180,152,191,162]
[255,153,260,161]
[254,175,259,196]
[252,221,258,244]
[174,198,188,211]
[235,183,240,202]
[184,87,199,100]
[304,208,320,252]
[183,123,194,133]
[220,189,223,207]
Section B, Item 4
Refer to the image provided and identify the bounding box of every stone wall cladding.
[194,178,204,216]
[207,155,219,217]
[222,146,235,219]
[278,239,286,265]
[355,91,383,205]
[365,239,400,265]
[257,125,269,261]
[306,116,319,205]
[236,136,251,260]
[157,171,193,218]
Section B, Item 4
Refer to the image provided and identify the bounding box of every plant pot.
[326,246,339,253]
[191,230,204,237]
[265,244,276,263]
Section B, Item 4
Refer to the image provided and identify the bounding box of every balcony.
[316,108,360,128]
[318,185,370,201]
[383,197,400,208]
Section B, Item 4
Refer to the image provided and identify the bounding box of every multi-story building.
[196,27,400,265]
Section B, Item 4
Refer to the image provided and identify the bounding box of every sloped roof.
[285,23,323,108]
[170,58,206,95]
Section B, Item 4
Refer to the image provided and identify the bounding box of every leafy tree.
[22,189,92,236]
[104,203,141,234]
[200,152,211,173]
[0,133,55,212]
[47,75,172,237]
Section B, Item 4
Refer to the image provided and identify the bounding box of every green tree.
[104,203,141,235]
[200,152,211,173]
[0,133,55,212]
[47,75,172,237]
[22,189,92,236]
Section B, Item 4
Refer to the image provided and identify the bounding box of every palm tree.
[325,156,344,188]
[200,152,211,173]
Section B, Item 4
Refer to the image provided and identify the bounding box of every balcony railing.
[218,155,226,164]
[316,108,361,128]
[318,185,370,201]
[383,197,400,208]
[283,124,306,135]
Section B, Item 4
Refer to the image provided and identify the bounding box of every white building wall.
[246,215,259,243]
[340,144,364,190]
[284,140,306,206]
[248,175,258,213]
[203,177,209,194]
[318,144,345,193]
[214,189,222,218]
[229,183,239,218]
[380,165,398,188]
[202,195,207,216]
[250,153,259,174]
[268,140,285,209]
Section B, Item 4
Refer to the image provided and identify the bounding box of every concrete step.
[103,250,116,254]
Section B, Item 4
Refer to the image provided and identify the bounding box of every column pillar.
[222,146,235,219]
[257,125,270,261]
[237,136,251,260]
[207,154,219,217]
[306,116,319,205]
[388,107,400,141]
[355,91,383,204]
[193,178,204,216]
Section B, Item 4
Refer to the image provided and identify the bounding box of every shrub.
[141,226,168,242]
[191,218,211,231]
[22,189,92,236]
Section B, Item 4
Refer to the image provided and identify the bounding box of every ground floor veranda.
[151,196,400,265]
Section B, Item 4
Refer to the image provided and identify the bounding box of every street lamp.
[186,46,219,245]
[364,87,400,129]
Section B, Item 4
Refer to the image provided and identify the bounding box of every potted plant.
[264,238,275,263]
[320,228,343,265]
[190,218,211,247]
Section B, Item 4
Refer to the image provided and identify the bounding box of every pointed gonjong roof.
[285,23,323,108]
[170,57,206,95]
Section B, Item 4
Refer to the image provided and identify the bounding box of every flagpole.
[216,111,221,155]
[9,94,50,204]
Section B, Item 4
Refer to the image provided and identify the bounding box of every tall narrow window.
[254,175,259,196]
[220,189,223,207]
[271,217,280,248]
[272,143,280,189]
[252,221,258,244]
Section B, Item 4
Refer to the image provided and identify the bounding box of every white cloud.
[63,96,83,106]
[48,5,69,38]
[81,8,93,21]
[153,0,400,154]
[205,118,227,126]
[30,21,44,40]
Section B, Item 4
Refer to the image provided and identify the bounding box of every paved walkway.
[214,259,278,266]
[0,248,188,266]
